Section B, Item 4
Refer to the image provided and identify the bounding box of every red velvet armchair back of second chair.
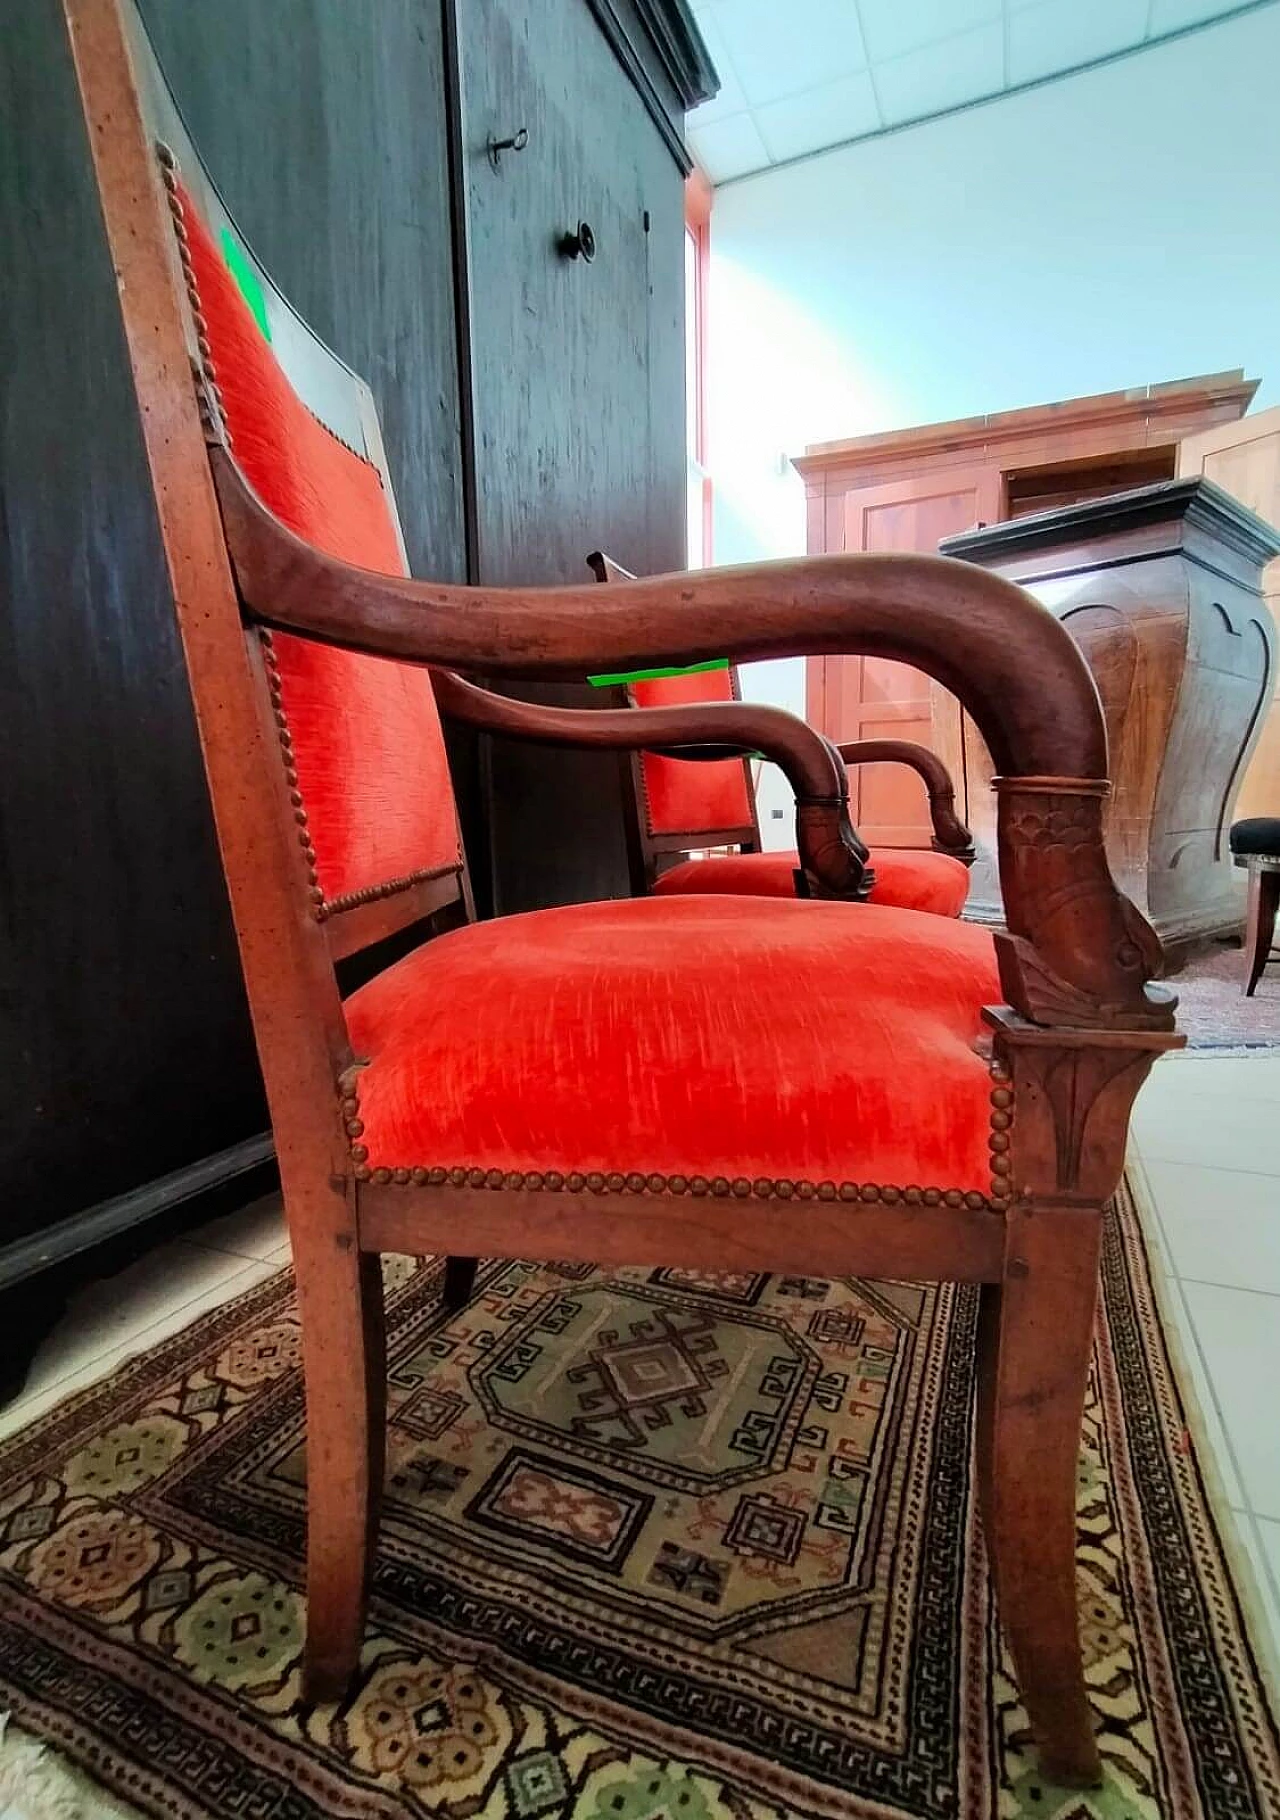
[630,667,758,840]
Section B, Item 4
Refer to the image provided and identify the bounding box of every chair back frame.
[65,0,484,1298]
[625,689,762,893]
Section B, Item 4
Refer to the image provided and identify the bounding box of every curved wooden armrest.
[836,738,976,863]
[429,669,871,900]
[214,450,1173,1030]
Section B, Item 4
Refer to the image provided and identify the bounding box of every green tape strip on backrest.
[589,657,729,687]
[219,226,272,342]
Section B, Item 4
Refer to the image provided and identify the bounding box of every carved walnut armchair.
[67,0,1181,1789]
[587,550,976,913]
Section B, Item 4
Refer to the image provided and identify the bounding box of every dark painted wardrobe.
[0,0,713,1368]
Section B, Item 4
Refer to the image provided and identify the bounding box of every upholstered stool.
[1230,818,1280,995]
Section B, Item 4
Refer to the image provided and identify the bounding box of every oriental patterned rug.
[1,1181,1277,1820]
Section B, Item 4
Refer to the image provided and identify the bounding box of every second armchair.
[588,551,975,915]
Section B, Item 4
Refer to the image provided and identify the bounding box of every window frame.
[685,167,713,568]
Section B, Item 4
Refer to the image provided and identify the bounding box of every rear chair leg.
[975,1203,1104,1788]
[443,1255,478,1311]
[1244,865,1279,996]
[295,1223,386,1704]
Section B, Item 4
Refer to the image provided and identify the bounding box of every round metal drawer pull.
[559,220,596,262]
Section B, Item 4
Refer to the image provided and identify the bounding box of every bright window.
[685,173,712,568]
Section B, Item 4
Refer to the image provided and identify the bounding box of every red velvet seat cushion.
[652,849,971,918]
[345,896,1000,1195]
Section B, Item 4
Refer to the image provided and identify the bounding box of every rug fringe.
[0,1712,142,1820]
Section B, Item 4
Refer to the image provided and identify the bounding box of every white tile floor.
[1127,1049,1280,1689]
[0,1195,289,1440]
[1,1053,1277,1689]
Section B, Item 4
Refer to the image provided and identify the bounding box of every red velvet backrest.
[631,669,756,837]
[177,187,460,913]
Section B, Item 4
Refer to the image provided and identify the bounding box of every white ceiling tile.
[1147,0,1245,31]
[686,111,773,182]
[686,9,751,124]
[754,71,882,162]
[687,0,1252,181]
[872,20,1005,127]
[856,0,1003,64]
[1008,0,1149,85]
[710,0,867,106]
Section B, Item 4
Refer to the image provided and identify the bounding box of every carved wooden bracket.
[988,1007,1183,1207]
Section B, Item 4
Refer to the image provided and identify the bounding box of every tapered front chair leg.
[295,1233,386,1704]
[975,1205,1104,1788]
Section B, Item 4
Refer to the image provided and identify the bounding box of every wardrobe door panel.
[0,0,264,1244]
[460,0,687,912]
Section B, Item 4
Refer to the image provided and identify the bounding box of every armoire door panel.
[808,472,998,847]
[0,0,267,1242]
[0,0,705,1367]
[459,0,687,912]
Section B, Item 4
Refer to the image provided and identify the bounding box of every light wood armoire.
[794,372,1275,848]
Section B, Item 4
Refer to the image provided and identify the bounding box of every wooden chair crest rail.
[66,0,1182,1786]
[586,548,976,912]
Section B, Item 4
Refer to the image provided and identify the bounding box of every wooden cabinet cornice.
[940,478,1280,958]
[794,371,1258,498]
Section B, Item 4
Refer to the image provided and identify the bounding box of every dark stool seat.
[1230,817,1280,995]
[1230,817,1280,859]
